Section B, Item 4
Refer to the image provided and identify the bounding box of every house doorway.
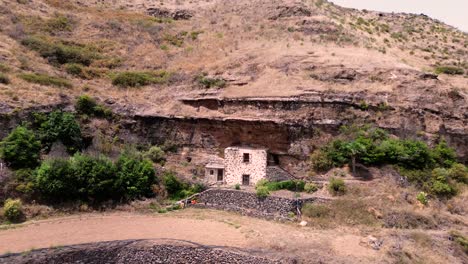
[217,169,224,182]
[242,174,250,186]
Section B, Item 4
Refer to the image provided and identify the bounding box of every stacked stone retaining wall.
[194,188,329,219]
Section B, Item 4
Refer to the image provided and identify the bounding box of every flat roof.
[205,163,224,169]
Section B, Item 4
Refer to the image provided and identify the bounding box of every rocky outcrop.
[0,240,289,264]
[194,189,328,219]
[270,5,312,20]
[147,7,193,20]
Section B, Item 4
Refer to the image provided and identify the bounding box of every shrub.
[111,71,171,88]
[328,177,346,196]
[21,36,99,66]
[2,199,24,223]
[197,75,226,88]
[0,63,10,72]
[163,172,184,198]
[256,186,270,198]
[450,163,468,184]
[234,183,241,190]
[75,95,112,118]
[431,140,457,168]
[39,111,83,154]
[144,146,166,165]
[255,179,268,189]
[115,153,156,199]
[0,73,10,84]
[0,126,41,169]
[65,63,103,79]
[45,14,75,34]
[416,192,428,205]
[430,168,457,198]
[19,73,72,88]
[35,153,156,202]
[35,158,78,200]
[304,182,318,193]
[435,66,464,75]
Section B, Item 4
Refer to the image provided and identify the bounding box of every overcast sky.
[331,0,468,32]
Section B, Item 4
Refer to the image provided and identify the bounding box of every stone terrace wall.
[195,189,328,219]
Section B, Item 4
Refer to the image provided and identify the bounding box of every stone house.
[205,146,293,186]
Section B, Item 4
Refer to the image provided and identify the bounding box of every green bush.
[145,146,166,165]
[162,172,183,197]
[75,95,112,118]
[304,182,319,193]
[328,177,346,196]
[430,168,457,198]
[312,127,455,171]
[234,183,241,190]
[19,73,72,88]
[39,111,83,154]
[255,179,268,189]
[435,66,464,75]
[21,36,99,66]
[111,71,171,88]
[35,158,78,200]
[34,153,156,202]
[3,199,24,223]
[431,140,457,168]
[115,153,156,199]
[416,192,428,205]
[0,126,41,169]
[0,73,10,84]
[450,163,468,184]
[256,186,270,198]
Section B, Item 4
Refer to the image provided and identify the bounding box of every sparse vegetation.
[18,73,72,88]
[162,172,206,200]
[196,74,226,88]
[0,73,10,84]
[434,66,464,75]
[75,95,112,118]
[256,179,305,192]
[21,36,100,66]
[416,192,428,205]
[304,182,318,193]
[111,71,171,88]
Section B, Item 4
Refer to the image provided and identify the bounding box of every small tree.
[0,126,41,169]
[345,141,366,174]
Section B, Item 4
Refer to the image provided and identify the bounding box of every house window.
[210,170,214,175]
[242,174,250,186]
[243,153,250,163]
[217,170,224,182]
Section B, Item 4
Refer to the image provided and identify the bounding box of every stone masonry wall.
[224,147,267,186]
[195,189,328,219]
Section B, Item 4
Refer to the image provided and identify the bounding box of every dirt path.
[0,209,461,263]
[0,212,247,254]
[0,209,386,263]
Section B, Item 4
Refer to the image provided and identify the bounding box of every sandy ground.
[0,208,387,263]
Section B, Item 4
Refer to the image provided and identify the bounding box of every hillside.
[0,0,467,161]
